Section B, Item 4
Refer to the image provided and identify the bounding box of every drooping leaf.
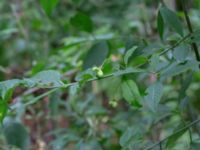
[121,79,142,108]
[124,46,137,66]
[160,6,183,36]
[0,101,8,123]
[40,0,59,16]
[157,10,164,39]
[173,44,190,62]
[70,11,93,32]
[83,41,109,69]
[3,119,30,150]
[0,79,21,101]
[144,82,163,112]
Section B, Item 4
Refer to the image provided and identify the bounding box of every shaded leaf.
[160,6,183,36]
[144,82,163,112]
[3,120,30,150]
[119,127,141,148]
[165,123,187,148]
[157,10,164,39]
[173,44,190,62]
[70,11,93,32]
[83,41,109,69]
[113,67,144,77]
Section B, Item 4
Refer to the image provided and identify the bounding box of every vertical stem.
[180,0,200,63]
[159,142,163,150]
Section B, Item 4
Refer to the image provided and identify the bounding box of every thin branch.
[180,0,200,63]
[144,118,200,150]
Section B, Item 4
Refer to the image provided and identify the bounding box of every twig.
[144,118,200,150]
[181,0,200,64]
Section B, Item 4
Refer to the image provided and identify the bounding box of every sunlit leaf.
[121,79,142,108]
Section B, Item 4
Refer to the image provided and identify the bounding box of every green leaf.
[165,123,187,148]
[190,141,200,150]
[0,101,8,123]
[83,41,109,69]
[40,0,59,16]
[144,82,163,112]
[3,120,30,150]
[124,46,137,66]
[157,10,164,39]
[113,67,145,77]
[149,53,160,72]
[0,79,21,100]
[70,11,93,32]
[121,79,142,108]
[119,127,141,148]
[160,6,183,36]
[24,70,65,88]
[160,61,199,80]
[173,44,190,62]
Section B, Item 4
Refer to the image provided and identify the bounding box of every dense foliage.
[1,0,200,149]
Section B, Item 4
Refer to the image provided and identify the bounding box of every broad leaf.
[173,44,190,62]
[24,70,65,88]
[160,6,183,36]
[144,82,163,112]
[40,0,59,16]
[70,11,93,32]
[3,120,30,150]
[121,79,142,108]
[83,41,109,69]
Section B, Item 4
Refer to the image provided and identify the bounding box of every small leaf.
[160,6,183,36]
[0,101,8,123]
[124,46,137,65]
[157,10,164,39]
[121,79,142,108]
[144,82,163,112]
[70,11,93,32]
[40,0,59,16]
[149,53,160,72]
[3,120,30,150]
[83,41,109,69]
